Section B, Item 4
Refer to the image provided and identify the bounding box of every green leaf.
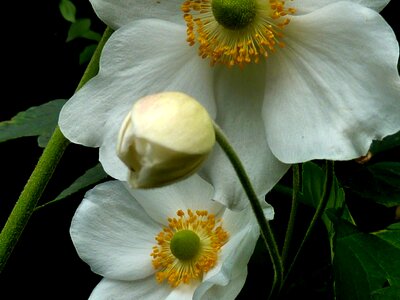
[371,286,400,300]
[35,164,108,210]
[0,99,66,147]
[66,19,101,42]
[301,161,354,255]
[349,162,400,207]
[373,222,400,252]
[54,163,108,201]
[59,0,76,23]
[370,130,400,154]
[368,162,400,207]
[82,31,102,42]
[302,162,349,227]
[79,44,98,65]
[368,162,400,189]
[301,161,326,208]
[330,216,400,300]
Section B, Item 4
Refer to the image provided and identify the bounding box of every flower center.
[170,230,201,260]
[151,209,229,287]
[181,0,296,67]
[212,0,256,30]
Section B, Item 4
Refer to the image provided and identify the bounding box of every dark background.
[0,1,398,299]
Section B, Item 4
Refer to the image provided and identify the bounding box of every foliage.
[0,1,399,299]
[59,0,102,64]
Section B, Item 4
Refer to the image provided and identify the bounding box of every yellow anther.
[181,0,295,67]
[151,209,229,287]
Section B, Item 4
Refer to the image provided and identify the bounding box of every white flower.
[70,175,271,299]
[117,92,215,188]
[59,0,400,209]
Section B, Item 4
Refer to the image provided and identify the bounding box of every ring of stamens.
[151,209,229,287]
[181,0,296,67]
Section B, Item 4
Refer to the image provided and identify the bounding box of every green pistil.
[170,230,201,260]
[212,0,256,30]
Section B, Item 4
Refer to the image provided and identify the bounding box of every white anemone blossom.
[59,0,400,209]
[70,175,269,299]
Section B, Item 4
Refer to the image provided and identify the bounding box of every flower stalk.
[282,160,334,288]
[0,26,113,272]
[281,164,301,268]
[213,122,283,298]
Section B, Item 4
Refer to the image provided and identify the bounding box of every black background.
[0,1,398,299]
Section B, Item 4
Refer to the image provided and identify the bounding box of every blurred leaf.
[373,222,400,250]
[371,286,400,300]
[329,215,400,300]
[368,162,400,189]
[0,99,66,147]
[79,44,97,65]
[66,19,101,42]
[348,162,400,207]
[370,130,400,154]
[301,161,325,208]
[35,163,108,210]
[301,161,354,261]
[59,0,76,23]
[302,162,350,229]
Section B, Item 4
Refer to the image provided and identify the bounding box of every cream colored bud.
[117,92,215,188]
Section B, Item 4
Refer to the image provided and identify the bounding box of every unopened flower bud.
[117,92,215,188]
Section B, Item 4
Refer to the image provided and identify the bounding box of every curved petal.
[89,0,184,29]
[70,181,160,281]
[263,2,400,163]
[194,270,248,300]
[127,174,225,226]
[59,19,215,180]
[166,284,199,300]
[292,0,390,14]
[194,207,259,299]
[209,207,259,281]
[200,62,290,210]
[89,277,172,300]
[90,277,200,300]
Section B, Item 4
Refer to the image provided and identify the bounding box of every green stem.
[281,164,300,269]
[213,122,283,299]
[0,128,69,272]
[282,160,334,289]
[0,26,113,273]
[75,27,114,91]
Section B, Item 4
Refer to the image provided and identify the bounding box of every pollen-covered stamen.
[151,209,229,287]
[181,0,296,67]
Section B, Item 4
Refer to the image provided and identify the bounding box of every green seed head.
[212,0,257,30]
[170,230,201,260]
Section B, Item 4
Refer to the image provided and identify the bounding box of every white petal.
[59,19,215,180]
[194,207,259,299]
[89,0,184,29]
[292,0,390,14]
[223,205,258,235]
[70,181,160,280]
[194,270,248,300]
[263,2,400,163]
[200,62,290,210]
[211,207,259,280]
[262,200,275,221]
[128,174,225,226]
[89,277,172,300]
[166,284,199,300]
[99,127,130,180]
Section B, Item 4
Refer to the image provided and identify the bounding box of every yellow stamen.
[151,209,229,287]
[181,0,296,67]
